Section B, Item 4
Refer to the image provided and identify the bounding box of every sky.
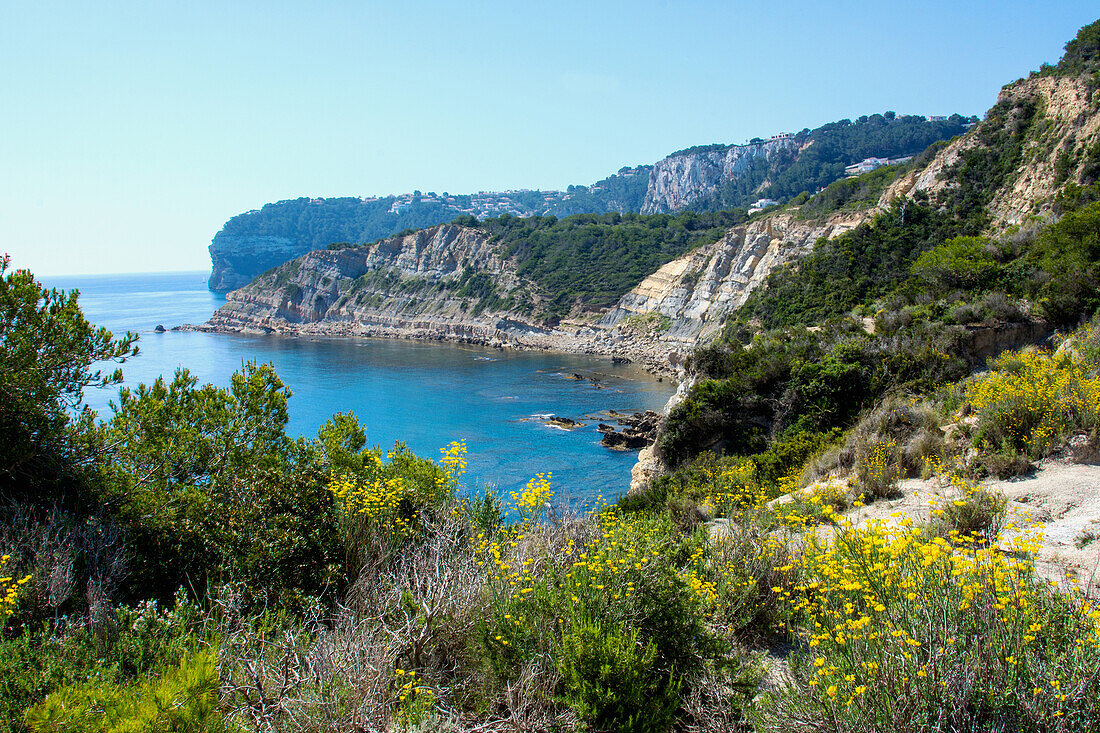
[1,1,1097,276]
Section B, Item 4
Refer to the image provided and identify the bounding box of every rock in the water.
[545,416,582,430]
[154,324,166,333]
[600,431,650,450]
[599,410,661,451]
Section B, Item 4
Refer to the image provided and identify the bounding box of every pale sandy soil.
[799,461,1100,593]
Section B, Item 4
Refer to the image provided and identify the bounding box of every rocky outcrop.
[599,410,661,451]
[196,224,686,376]
[882,74,1100,231]
[208,234,311,291]
[640,138,799,214]
[601,210,868,342]
[205,225,520,334]
[986,75,1100,228]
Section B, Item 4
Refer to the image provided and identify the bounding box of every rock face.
[201,69,1100,378]
[640,138,799,214]
[601,210,868,342]
[206,225,522,337]
[883,74,1100,230]
[209,234,309,292]
[198,224,683,375]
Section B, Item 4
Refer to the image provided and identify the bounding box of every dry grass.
[801,394,944,497]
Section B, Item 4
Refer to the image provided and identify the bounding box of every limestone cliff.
[208,225,520,337]
[640,138,800,214]
[208,234,310,291]
[606,71,1100,345]
[207,116,967,290]
[600,210,867,342]
[200,225,681,374]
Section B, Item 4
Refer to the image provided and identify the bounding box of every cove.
[47,271,676,504]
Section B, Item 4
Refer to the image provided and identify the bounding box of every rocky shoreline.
[182,317,686,381]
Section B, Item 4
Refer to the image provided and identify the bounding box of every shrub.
[855,439,902,499]
[0,555,31,630]
[329,441,464,573]
[967,341,1100,457]
[911,236,999,293]
[24,648,230,733]
[975,450,1034,479]
[556,617,679,733]
[756,521,1100,731]
[934,485,1008,543]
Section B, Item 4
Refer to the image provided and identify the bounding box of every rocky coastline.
[183,315,685,381]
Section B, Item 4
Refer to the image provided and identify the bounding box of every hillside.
[208,115,968,290]
[206,59,1096,360]
[651,20,1100,475]
[200,212,743,373]
[9,18,1100,733]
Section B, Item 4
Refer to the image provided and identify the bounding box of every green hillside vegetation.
[5,18,1100,733]
[478,210,746,315]
[212,115,970,290]
[322,209,744,319]
[219,196,458,252]
[660,18,1100,477]
[215,169,652,265]
[551,166,653,216]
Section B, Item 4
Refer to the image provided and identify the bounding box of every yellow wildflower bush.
[967,343,1100,457]
[328,441,467,561]
[855,437,901,498]
[759,518,1100,729]
[773,477,856,530]
[509,471,554,523]
[0,555,31,630]
[475,506,726,687]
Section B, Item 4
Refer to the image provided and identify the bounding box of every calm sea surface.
[44,271,675,504]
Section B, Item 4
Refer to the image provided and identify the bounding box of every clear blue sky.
[2,1,1096,275]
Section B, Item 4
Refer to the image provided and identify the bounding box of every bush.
[911,236,999,293]
[967,340,1100,457]
[24,648,230,733]
[755,520,1100,731]
[556,618,679,733]
[934,484,1008,542]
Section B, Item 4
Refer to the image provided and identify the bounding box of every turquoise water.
[45,272,674,503]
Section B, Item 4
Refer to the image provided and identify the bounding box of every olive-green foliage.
[1030,18,1100,78]
[99,364,341,609]
[662,332,849,465]
[743,202,969,328]
[796,164,905,219]
[475,512,719,693]
[556,617,680,733]
[910,236,1000,293]
[0,256,137,509]
[938,94,1042,231]
[662,319,975,469]
[24,648,229,733]
[1019,201,1100,324]
[480,211,745,315]
[0,593,204,733]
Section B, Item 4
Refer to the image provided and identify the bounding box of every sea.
[43,271,675,504]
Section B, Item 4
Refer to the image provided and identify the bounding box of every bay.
[44,271,675,504]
